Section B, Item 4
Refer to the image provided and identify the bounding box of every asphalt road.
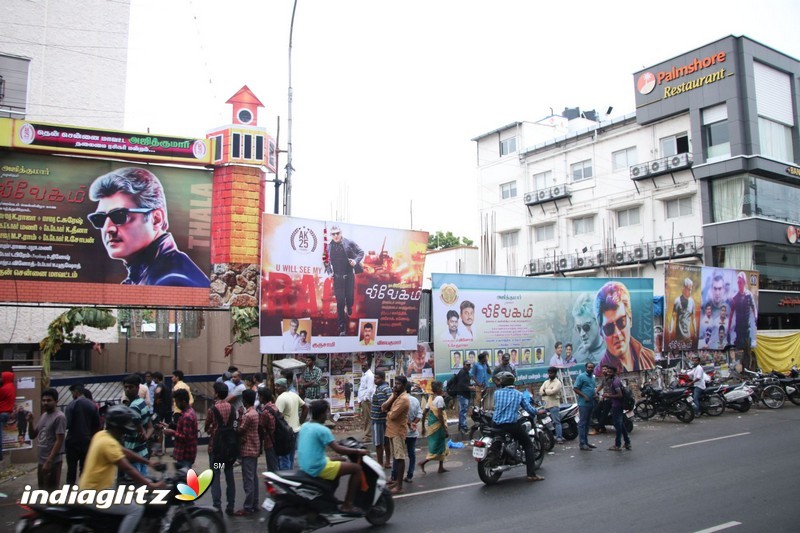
[3,405,798,532]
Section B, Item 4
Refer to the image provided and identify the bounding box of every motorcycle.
[536,408,557,452]
[696,384,726,416]
[742,369,786,409]
[590,399,635,434]
[634,384,695,423]
[767,367,800,406]
[16,464,225,533]
[556,403,579,441]
[263,437,393,532]
[472,411,543,485]
[716,381,755,412]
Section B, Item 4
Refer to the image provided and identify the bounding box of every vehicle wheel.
[702,395,725,417]
[623,416,634,434]
[634,401,656,420]
[169,509,226,533]
[531,435,544,470]
[542,428,555,451]
[674,402,695,423]
[787,388,800,406]
[562,419,578,441]
[365,489,395,526]
[477,456,503,485]
[267,504,310,533]
[761,385,786,409]
[737,400,751,413]
[22,523,70,533]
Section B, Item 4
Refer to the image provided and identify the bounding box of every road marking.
[671,432,750,449]
[392,481,484,499]
[694,521,742,532]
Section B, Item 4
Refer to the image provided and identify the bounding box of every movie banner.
[432,273,654,382]
[3,398,34,452]
[0,153,212,293]
[259,215,428,353]
[664,264,759,351]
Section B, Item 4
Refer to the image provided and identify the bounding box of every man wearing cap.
[326,224,364,336]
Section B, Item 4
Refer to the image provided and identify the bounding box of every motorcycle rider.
[78,405,165,533]
[687,355,706,415]
[490,371,544,482]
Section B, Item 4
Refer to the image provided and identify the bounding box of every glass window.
[501,231,519,248]
[758,117,794,162]
[500,136,517,156]
[660,133,689,157]
[665,196,693,219]
[570,160,593,182]
[573,216,594,235]
[711,176,749,222]
[704,120,730,160]
[255,135,265,160]
[500,181,517,200]
[244,134,253,159]
[753,242,800,292]
[212,135,223,161]
[616,206,641,227]
[532,171,551,191]
[535,224,555,242]
[232,133,241,158]
[612,147,637,171]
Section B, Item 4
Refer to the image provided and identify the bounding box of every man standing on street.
[358,360,375,441]
[171,370,194,419]
[299,356,323,400]
[275,378,308,470]
[371,370,393,468]
[122,374,153,476]
[28,388,66,490]
[688,355,706,415]
[574,363,597,451]
[541,367,564,444]
[236,389,261,516]
[326,223,364,336]
[162,389,197,470]
[470,351,491,407]
[382,375,410,494]
[64,384,100,485]
[454,360,473,435]
[204,383,236,515]
[603,365,631,452]
[258,388,279,472]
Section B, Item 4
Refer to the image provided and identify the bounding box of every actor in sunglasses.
[88,167,209,287]
[593,281,655,377]
[571,292,606,365]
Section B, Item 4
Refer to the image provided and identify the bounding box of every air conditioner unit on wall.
[544,261,554,272]
[653,244,667,258]
[559,257,573,270]
[667,153,692,169]
[614,251,625,264]
[551,185,563,198]
[634,246,648,260]
[576,257,586,268]
[630,163,649,179]
[649,159,663,174]
[524,193,534,204]
[597,252,606,265]
[529,260,538,273]
[537,189,549,201]
[674,242,692,255]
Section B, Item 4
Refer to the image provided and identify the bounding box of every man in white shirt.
[357,361,375,440]
[688,355,706,415]
[225,371,246,414]
[274,378,308,470]
[282,318,301,351]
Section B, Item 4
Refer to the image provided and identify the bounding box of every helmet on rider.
[494,371,515,388]
[105,405,140,431]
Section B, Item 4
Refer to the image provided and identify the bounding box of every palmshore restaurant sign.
[259,215,428,354]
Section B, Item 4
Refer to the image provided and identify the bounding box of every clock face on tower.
[237,108,253,124]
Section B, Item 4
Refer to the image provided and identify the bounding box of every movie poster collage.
[289,344,435,414]
[448,347,545,370]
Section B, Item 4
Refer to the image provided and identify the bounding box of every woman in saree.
[418,380,449,474]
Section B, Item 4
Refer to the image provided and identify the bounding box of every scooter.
[590,398,635,434]
[716,381,754,412]
[263,437,393,532]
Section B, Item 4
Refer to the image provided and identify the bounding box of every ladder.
[558,369,577,404]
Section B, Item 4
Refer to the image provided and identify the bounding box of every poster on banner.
[330,353,351,376]
[3,398,34,451]
[664,264,759,351]
[259,215,428,354]
[0,152,212,302]
[330,374,355,413]
[431,273,655,382]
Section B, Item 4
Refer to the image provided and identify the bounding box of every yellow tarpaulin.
[754,332,800,372]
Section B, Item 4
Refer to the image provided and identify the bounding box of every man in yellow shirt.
[79,406,163,533]
[171,370,194,418]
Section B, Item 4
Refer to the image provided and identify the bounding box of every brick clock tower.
[207,86,277,307]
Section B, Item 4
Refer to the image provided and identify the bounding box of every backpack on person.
[446,373,459,397]
[620,382,635,411]
[264,405,295,456]
[211,405,239,465]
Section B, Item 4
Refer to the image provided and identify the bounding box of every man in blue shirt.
[298,400,367,514]
[491,372,544,482]
[470,351,491,407]
[573,363,597,451]
[370,370,393,468]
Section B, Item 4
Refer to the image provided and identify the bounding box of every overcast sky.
[125,0,800,242]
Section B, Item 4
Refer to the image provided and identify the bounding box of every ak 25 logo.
[290,226,318,254]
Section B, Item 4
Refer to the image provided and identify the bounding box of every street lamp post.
[284,0,298,215]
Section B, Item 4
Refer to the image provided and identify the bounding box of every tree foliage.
[427,231,474,250]
[39,308,116,387]
[224,306,259,357]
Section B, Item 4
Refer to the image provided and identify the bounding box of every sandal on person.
[339,504,363,515]
[608,446,622,451]
[526,475,545,482]
[389,486,404,494]
[624,444,632,450]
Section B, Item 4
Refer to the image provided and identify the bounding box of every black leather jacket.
[122,233,209,287]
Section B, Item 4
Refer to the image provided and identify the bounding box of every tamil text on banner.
[664,264,759,351]
[0,152,212,299]
[431,273,655,382]
[260,215,428,353]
